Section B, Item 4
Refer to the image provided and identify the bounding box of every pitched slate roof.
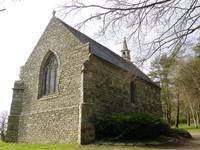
[56,17,158,87]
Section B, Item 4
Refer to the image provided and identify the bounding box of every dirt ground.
[153,133,200,150]
[80,132,200,150]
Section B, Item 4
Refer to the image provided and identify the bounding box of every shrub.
[92,112,170,140]
[0,132,5,142]
[170,128,192,138]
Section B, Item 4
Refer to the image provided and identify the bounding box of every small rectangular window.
[130,81,136,103]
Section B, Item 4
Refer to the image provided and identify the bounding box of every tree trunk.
[166,105,171,124]
[196,112,199,127]
[189,102,197,128]
[183,86,197,128]
[187,112,191,126]
[175,93,180,128]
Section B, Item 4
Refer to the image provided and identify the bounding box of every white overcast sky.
[0,0,123,112]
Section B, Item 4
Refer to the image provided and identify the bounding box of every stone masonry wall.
[83,55,133,113]
[6,16,162,144]
[135,79,162,116]
[7,17,90,143]
[83,55,162,114]
[6,81,24,142]
[81,55,162,142]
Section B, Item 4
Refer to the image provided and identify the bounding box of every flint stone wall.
[6,17,90,143]
[6,17,162,144]
[81,55,162,134]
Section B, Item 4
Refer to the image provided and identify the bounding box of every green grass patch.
[0,141,78,150]
[172,124,200,133]
[0,140,158,150]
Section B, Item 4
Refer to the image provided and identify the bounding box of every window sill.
[38,92,59,101]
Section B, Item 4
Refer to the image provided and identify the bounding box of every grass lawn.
[1,124,199,150]
[0,140,158,150]
[174,124,200,133]
[0,141,76,150]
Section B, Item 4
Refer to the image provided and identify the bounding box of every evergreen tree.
[149,54,176,123]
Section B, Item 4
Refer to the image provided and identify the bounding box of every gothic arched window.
[41,53,58,96]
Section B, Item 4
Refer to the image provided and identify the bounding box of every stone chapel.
[6,15,162,144]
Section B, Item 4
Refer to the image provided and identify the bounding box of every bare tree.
[0,0,6,12]
[0,8,6,12]
[175,58,200,127]
[60,0,200,62]
[0,0,20,12]
[0,111,8,141]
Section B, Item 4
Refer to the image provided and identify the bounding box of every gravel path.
[156,133,200,150]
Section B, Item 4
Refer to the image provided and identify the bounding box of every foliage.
[171,118,187,125]
[176,124,200,133]
[148,54,176,124]
[170,128,192,139]
[193,43,200,58]
[0,111,8,142]
[174,58,200,127]
[169,40,200,128]
[92,112,170,140]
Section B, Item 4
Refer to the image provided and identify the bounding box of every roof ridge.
[55,18,131,62]
[55,17,157,87]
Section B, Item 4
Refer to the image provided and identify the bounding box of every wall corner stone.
[79,102,95,144]
[6,80,24,142]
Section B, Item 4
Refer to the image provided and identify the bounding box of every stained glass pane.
[41,53,58,96]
